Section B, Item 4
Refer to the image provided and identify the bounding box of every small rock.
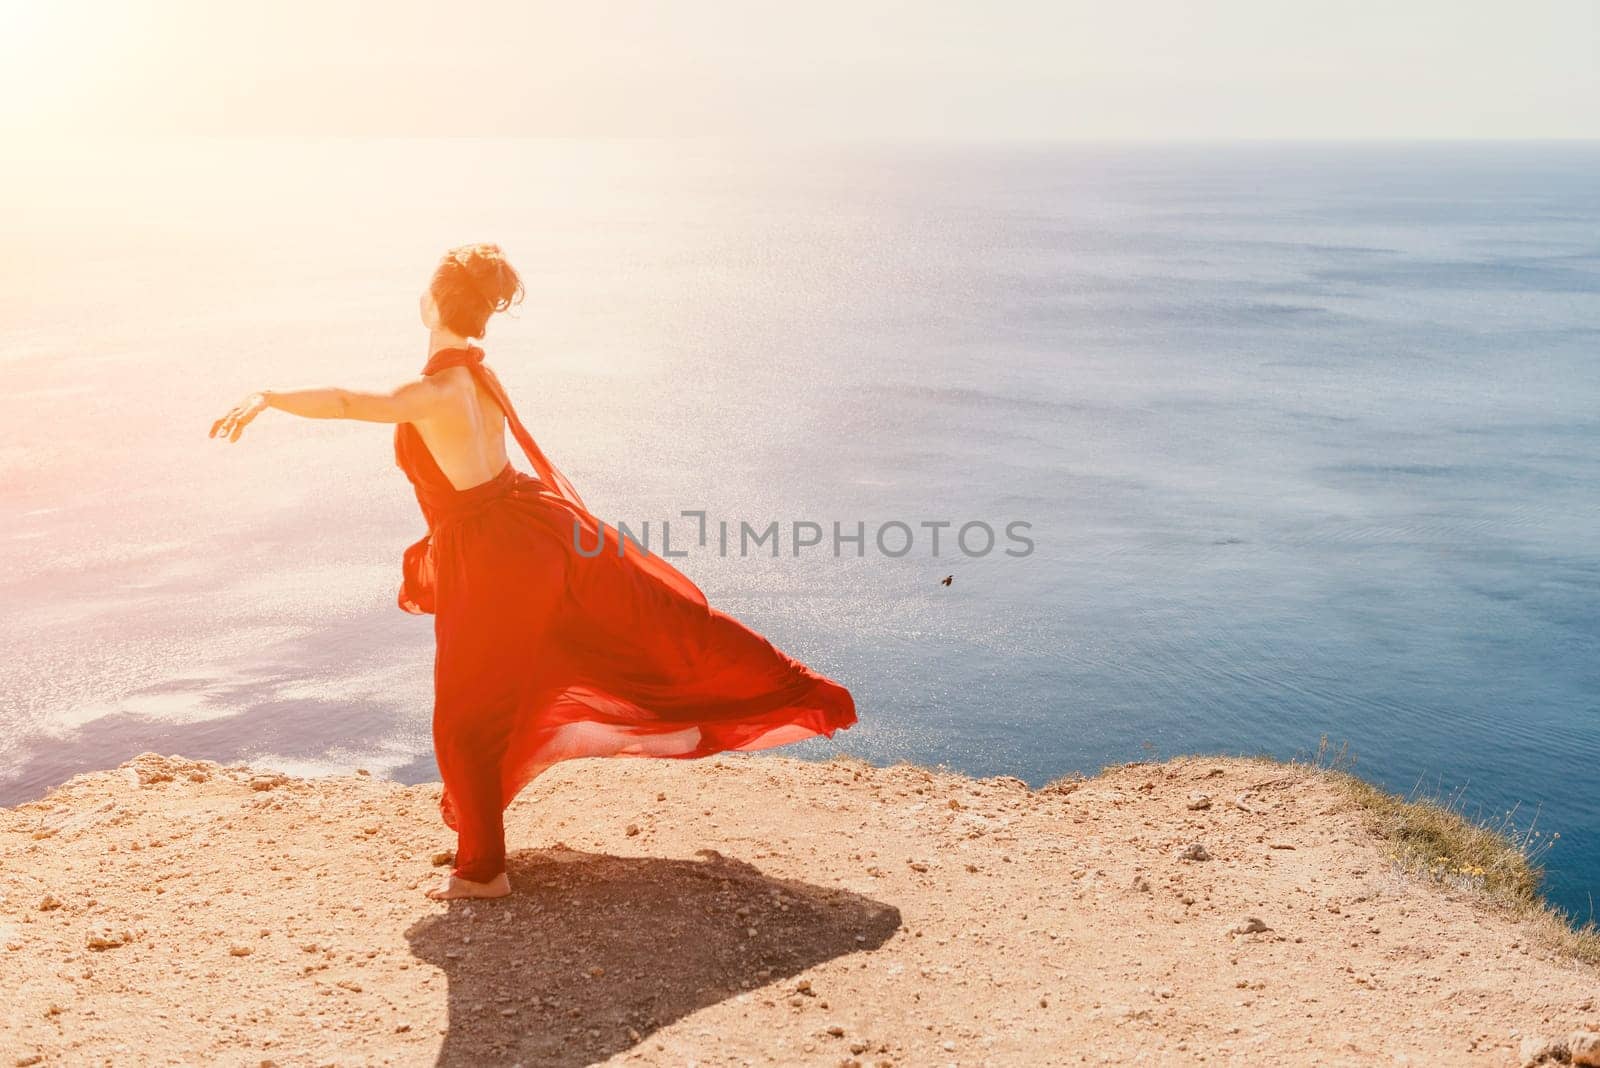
[588,965,605,978]
[908,861,929,873]
[1186,793,1212,810]
[229,943,254,957]
[1178,843,1212,862]
[1520,1035,1570,1066]
[356,768,370,776]
[16,1055,43,1067]
[1570,1031,1600,1067]
[431,851,455,867]
[37,894,62,912]
[124,753,177,786]
[826,1024,845,1037]
[1131,875,1151,893]
[625,824,640,837]
[85,928,131,951]
[1230,917,1271,936]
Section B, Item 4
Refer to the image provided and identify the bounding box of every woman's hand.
[210,391,271,443]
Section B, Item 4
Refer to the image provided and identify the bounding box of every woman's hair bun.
[431,243,526,338]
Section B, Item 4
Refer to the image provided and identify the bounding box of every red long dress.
[394,344,857,883]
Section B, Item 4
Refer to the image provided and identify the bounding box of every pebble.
[1231,917,1272,936]
[85,928,131,951]
[625,824,641,837]
[1520,1035,1569,1066]
[1179,843,1212,862]
[430,851,455,867]
[37,895,61,912]
[1186,794,1212,811]
[229,944,254,957]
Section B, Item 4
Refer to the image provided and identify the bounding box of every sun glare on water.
[0,0,138,136]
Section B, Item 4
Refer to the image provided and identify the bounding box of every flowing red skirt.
[394,364,856,883]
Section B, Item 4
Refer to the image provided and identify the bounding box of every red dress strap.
[422,344,587,511]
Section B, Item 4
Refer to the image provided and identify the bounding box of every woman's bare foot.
[425,871,511,901]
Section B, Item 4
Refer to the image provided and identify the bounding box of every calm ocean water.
[1,139,1596,916]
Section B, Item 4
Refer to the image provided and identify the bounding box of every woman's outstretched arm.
[210,377,444,442]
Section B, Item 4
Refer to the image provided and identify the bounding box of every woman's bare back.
[413,366,511,491]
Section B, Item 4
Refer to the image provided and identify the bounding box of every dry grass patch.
[1299,736,1600,967]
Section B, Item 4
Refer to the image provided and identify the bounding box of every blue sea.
[1,139,1596,917]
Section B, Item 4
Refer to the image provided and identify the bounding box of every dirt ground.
[2,751,1597,1066]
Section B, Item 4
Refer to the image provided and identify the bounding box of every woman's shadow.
[405,845,902,1067]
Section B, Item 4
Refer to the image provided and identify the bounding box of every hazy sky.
[2,0,1596,139]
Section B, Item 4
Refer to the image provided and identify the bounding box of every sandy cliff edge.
[2,752,1597,1067]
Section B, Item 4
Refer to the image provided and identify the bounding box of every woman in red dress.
[210,243,857,901]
